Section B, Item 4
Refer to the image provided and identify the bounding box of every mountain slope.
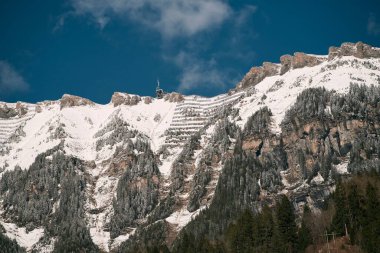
[0,42,380,252]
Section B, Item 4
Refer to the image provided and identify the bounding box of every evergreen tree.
[226,210,254,253]
[330,181,348,235]
[347,184,362,244]
[0,232,26,253]
[297,205,312,252]
[259,205,275,252]
[361,183,380,253]
[276,195,297,253]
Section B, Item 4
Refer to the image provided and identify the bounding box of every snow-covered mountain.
[1,42,380,252]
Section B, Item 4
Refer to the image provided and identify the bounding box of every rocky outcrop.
[237,52,325,89]
[280,53,325,75]
[237,42,380,90]
[35,105,42,113]
[164,92,184,103]
[279,55,292,75]
[111,92,127,107]
[111,92,141,107]
[60,94,95,109]
[0,103,28,118]
[237,62,280,90]
[328,41,380,60]
[293,52,323,69]
[143,96,153,104]
[34,100,61,112]
[0,105,18,119]
[15,102,28,116]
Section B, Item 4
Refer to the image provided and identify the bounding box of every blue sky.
[1,0,380,103]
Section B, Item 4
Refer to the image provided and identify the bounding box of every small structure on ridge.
[156,79,165,99]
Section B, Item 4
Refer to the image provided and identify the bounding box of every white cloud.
[0,61,29,94]
[235,5,257,27]
[58,1,257,93]
[53,12,72,32]
[66,0,231,37]
[172,51,236,93]
[368,13,380,36]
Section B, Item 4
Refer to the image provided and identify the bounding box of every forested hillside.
[172,173,380,253]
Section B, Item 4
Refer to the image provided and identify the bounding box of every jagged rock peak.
[328,41,380,60]
[111,92,145,107]
[280,52,326,75]
[60,94,95,109]
[236,42,379,90]
[164,92,184,102]
[237,53,327,90]
[236,62,281,90]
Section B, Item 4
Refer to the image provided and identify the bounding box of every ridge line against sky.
[0,0,380,103]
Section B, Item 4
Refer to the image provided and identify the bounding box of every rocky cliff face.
[164,92,184,103]
[237,53,326,90]
[60,94,95,109]
[111,92,142,107]
[111,92,159,107]
[167,84,380,252]
[328,41,380,60]
[236,41,379,91]
[0,42,380,253]
[0,102,28,118]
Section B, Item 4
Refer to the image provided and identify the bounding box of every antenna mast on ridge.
[156,78,164,99]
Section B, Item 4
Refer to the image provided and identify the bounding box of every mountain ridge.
[2,42,378,107]
[0,41,380,252]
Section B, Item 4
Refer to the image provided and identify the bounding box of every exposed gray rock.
[280,53,324,75]
[292,52,323,69]
[0,104,18,118]
[280,54,293,75]
[144,96,153,104]
[236,52,324,89]
[328,41,380,60]
[35,105,42,113]
[235,42,380,91]
[60,94,95,109]
[130,95,141,105]
[15,102,28,116]
[111,92,141,107]
[164,92,184,103]
[154,113,161,122]
[237,63,281,90]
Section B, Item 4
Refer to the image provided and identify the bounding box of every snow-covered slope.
[1,42,380,252]
[0,99,175,171]
[236,56,380,133]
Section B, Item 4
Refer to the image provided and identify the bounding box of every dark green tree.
[361,183,380,253]
[0,232,26,253]
[330,181,348,235]
[297,205,312,252]
[276,195,297,253]
[347,184,362,244]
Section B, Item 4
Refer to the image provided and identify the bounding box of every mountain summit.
[1,42,380,252]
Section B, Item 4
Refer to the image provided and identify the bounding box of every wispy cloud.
[170,51,238,93]
[368,13,380,36]
[235,5,257,27]
[53,12,72,33]
[165,5,257,93]
[0,61,29,94]
[56,1,258,93]
[60,0,231,38]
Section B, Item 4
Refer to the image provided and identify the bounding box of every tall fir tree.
[276,195,298,253]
